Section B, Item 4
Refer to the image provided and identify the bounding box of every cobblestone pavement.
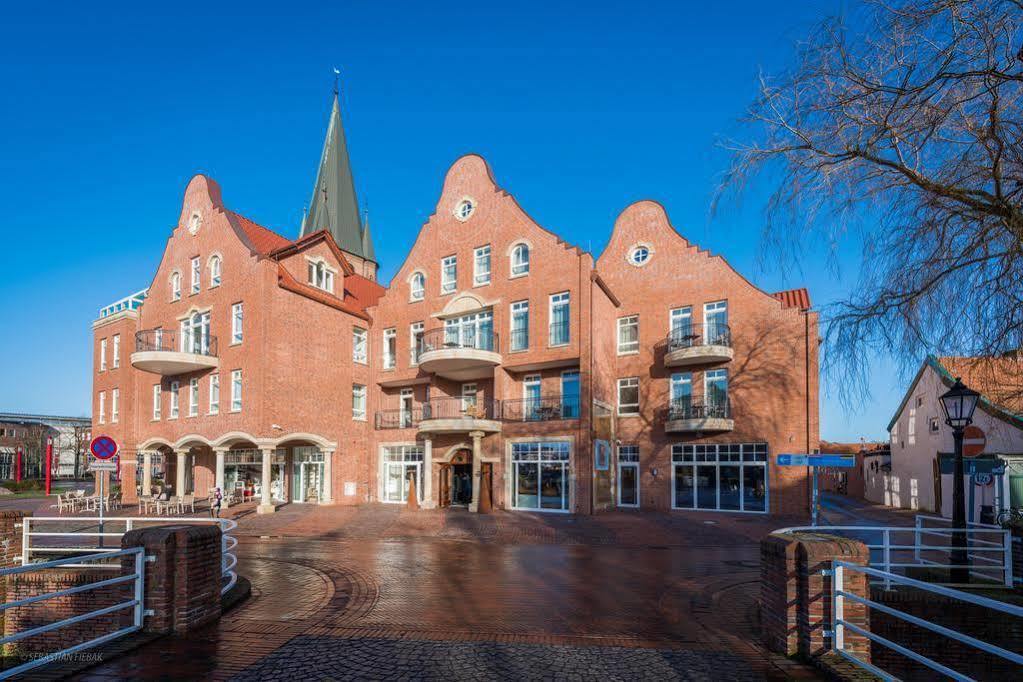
[75,505,825,681]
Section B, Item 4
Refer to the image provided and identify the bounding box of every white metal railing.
[18,516,238,595]
[775,516,1013,588]
[0,548,145,680]
[830,561,1023,681]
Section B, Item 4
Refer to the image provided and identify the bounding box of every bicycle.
[995,507,1023,526]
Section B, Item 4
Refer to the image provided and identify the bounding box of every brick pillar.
[120,524,223,634]
[120,453,139,504]
[0,510,29,569]
[760,531,871,662]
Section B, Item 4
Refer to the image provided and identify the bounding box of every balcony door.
[561,370,580,418]
[444,311,494,350]
[181,312,211,354]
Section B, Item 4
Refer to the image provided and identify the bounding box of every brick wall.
[3,570,131,656]
[760,532,871,661]
[120,523,222,634]
[870,586,1023,680]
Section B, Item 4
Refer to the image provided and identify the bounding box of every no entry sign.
[963,425,986,457]
[90,435,119,460]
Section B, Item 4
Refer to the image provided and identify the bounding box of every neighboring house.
[817,440,885,500]
[886,355,1023,519]
[863,444,893,507]
[0,413,92,480]
[90,90,818,517]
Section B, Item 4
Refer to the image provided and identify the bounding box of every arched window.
[307,259,335,293]
[209,256,222,287]
[170,271,181,301]
[410,272,425,301]
[511,243,530,277]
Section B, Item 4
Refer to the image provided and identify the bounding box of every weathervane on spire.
[333,67,340,95]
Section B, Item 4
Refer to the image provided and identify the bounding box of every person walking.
[210,486,223,518]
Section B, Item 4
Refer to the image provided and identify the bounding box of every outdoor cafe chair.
[179,494,196,514]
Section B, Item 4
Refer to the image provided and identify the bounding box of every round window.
[454,198,475,221]
[629,246,651,266]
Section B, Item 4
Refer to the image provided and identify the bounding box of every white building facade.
[887,356,1023,520]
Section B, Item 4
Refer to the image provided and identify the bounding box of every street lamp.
[938,377,980,584]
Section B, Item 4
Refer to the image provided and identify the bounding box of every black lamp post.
[938,377,981,584]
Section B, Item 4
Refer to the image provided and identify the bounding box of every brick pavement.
[72,504,826,681]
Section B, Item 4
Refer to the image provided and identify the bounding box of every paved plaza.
[63,502,837,681]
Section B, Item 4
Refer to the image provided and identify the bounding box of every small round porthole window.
[454,197,475,222]
[628,245,651,266]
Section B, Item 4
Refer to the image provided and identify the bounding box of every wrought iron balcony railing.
[549,320,570,346]
[666,396,731,421]
[135,329,218,357]
[421,328,499,353]
[375,397,501,429]
[665,323,731,352]
[502,395,580,421]
[375,407,424,430]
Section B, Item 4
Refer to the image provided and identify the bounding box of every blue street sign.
[90,435,119,460]
[777,453,856,468]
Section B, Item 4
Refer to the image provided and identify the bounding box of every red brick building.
[92,92,815,516]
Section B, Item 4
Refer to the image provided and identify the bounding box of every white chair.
[179,494,196,514]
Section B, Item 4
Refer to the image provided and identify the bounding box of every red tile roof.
[229,211,292,255]
[936,355,1023,416]
[771,288,811,310]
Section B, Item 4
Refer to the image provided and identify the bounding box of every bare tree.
[718,0,1023,402]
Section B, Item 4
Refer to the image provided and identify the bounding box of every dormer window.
[410,271,425,301]
[170,271,181,301]
[307,259,335,293]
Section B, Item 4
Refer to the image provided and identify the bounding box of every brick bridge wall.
[870,586,1023,680]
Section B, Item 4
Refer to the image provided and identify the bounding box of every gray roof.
[300,92,374,262]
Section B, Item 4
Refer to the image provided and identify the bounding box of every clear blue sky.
[0,0,900,440]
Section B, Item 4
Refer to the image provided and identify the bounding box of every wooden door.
[478,462,493,513]
[439,464,451,508]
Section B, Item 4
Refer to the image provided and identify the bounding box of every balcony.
[663,323,733,368]
[131,329,219,376]
[418,328,501,381]
[664,397,734,433]
[417,397,501,435]
[375,407,424,430]
[502,395,580,422]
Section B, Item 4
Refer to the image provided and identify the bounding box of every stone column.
[421,438,435,509]
[321,450,333,504]
[257,448,275,514]
[214,448,227,508]
[175,450,187,497]
[469,431,483,513]
[142,452,153,496]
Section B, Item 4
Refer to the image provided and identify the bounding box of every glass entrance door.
[290,447,324,503]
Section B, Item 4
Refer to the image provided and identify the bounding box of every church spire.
[300,79,373,262]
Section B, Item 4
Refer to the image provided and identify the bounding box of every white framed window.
[180,311,211,354]
[152,384,162,420]
[98,391,106,424]
[474,245,491,286]
[523,374,542,419]
[444,311,495,350]
[410,271,425,301]
[382,328,396,369]
[628,245,652,266]
[307,260,335,293]
[111,388,119,423]
[171,271,181,301]
[209,255,222,288]
[410,322,424,365]
[704,300,728,344]
[908,407,917,445]
[617,377,640,415]
[461,383,478,412]
[511,243,530,277]
[352,327,368,363]
[454,198,475,221]
[891,421,899,447]
[670,372,692,402]
[100,338,107,371]
[381,446,424,503]
[112,334,120,368]
[231,302,243,344]
[230,370,242,412]
[510,300,529,351]
[441,255,457,293]
[352,384,367,420]
[189,378,199,417]
[549,292,570,346]
[705,369,729,416]
[617,315,639,354]
[510,441,570,512]
[190,257,201,294]
[169,381,180,419]
[618,444,640,508]
[209,374,220,415]
[672,443,768,513]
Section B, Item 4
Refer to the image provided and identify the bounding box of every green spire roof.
[300,91,374,262]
